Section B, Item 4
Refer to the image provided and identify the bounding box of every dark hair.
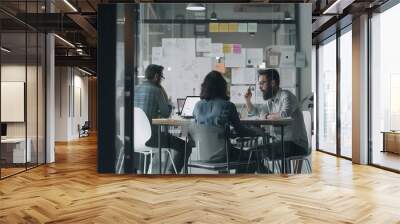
[258,69,280,86]
[145,64,164,80]
[200,71,229,101]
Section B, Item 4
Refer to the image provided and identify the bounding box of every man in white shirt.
[244,69,309,162]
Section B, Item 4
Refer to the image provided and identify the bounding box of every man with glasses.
[244,69,309,171]
[134,64,188,174]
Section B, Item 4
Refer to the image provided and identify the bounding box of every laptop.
[180,96,201,118]
[176,98,186,115]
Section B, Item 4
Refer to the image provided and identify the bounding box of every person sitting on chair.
[134,64,189,174]
[192,71,260,173]
[244,69,309,163]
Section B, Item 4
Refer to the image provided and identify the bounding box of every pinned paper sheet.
[238,23,248,32]
[280,46,295,68]
[209,23,219,32]
[225,52,246,68]
[245,48,263,66]
[248,23,257,33]
[219,23,229,32]
[232,68,257,84]
[233,44,242,54]
[231,85,255,104]
[228,23,238,32]
[280,68,297,87]
[152,47,163,64]
[196,38,212,52]
[223,44,232,54]
[211,43,224,58]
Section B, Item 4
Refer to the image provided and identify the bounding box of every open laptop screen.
[181,96,201,118]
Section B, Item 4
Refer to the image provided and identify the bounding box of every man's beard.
[263,89,274,100]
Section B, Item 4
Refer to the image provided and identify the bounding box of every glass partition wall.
[0,3,46,179]
[370,4,400,171]
[97,3,312,175]
[316,26,352,159]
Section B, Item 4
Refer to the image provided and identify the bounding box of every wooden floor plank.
[1,135,400,223]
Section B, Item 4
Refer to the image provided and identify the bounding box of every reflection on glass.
[371,4,400,171]
[1,31,27,177]
[134,3,311,174]
[318,37,337,154]
[340,29,352,158]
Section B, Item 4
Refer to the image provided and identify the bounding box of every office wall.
[55,67,89,141]
[1,65,41,139]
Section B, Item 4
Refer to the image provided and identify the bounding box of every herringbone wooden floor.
[1,135,400,223]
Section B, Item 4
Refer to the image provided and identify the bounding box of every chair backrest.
[188,123,228,162]
[134,107,152,150]
[302,111,312,150]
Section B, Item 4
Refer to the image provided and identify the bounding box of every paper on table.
[245,48,263,66]
[238,23,248,32]
[223,44,232,54]
[196,38,212,52]
[225,52,246,68]
[231,68,256,84]
[229,23,238,32]
[209,23,219,32]
[219,23,229,32]
[230,85,255,104]
[248,23,257,32]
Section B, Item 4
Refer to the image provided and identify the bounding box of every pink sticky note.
[233,44,241,54]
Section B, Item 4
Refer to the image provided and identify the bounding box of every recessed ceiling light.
[186,3,206,11]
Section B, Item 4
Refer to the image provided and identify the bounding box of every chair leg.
[144,153,147,174]
[247,151,253,173]
[166,150,178,174]
[148,151,153,174]
[305,159,312,173]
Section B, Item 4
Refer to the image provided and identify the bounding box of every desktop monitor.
[1,123,7,137]
[180,96,201,118]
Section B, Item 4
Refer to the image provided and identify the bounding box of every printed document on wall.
[232,68,256,85]
[225,52,245,67]
[196,38,212,52]
[152,47,163,65]
[246,48,263,67]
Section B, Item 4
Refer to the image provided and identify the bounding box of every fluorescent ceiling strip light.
[1,47,11,53]
[323,0,342,14]
[63,0,78,12]
[78,67,93,76]
[54,34,75,48]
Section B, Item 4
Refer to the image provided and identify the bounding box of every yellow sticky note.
[209,23,219,32]
[223,44,232,54]
[219,23,229,32]
[228,23,238,32]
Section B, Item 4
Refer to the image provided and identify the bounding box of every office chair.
[134,107,177,174]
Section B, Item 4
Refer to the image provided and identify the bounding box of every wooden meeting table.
[152,117,293,174]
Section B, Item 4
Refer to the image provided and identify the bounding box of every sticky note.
[209,23,219,32]
[223,44,232,54]
[219,23,229,32]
